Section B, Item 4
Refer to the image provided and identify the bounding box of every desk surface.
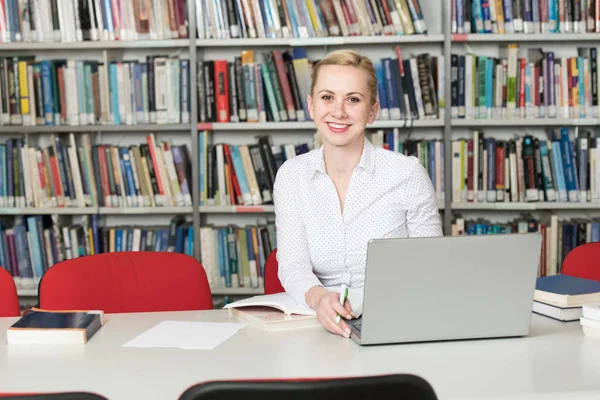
[0,311,599,400]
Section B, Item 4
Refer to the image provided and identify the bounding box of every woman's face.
[308,64,379,149]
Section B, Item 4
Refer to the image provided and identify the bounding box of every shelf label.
[452,34,468,42]
[198,122,213,130]
[235,206,265,213]
[495,203,536,210]
[122,208,147,214]
[289,37,344,46]
[0,208,20,214]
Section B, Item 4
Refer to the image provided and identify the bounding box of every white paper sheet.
[122,321,247,350]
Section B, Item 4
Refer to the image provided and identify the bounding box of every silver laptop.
[348,233,543,345]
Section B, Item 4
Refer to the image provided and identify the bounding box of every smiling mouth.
[327,122,351,129]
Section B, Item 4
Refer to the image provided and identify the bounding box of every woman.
[273,49,443,338]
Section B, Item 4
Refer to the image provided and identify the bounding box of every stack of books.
[581,303,600,338]
[532,275,600,322]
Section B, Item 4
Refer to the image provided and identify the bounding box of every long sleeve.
[273,162,323,306]
[405,159,444,237]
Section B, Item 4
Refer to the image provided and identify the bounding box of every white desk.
[0,311,599,400]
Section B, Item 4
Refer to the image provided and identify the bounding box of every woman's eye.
[321,95,332,101]
[348,97,360,103]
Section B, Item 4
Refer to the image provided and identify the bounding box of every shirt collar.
[310,136,376,178]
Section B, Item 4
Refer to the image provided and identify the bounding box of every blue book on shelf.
[535,275,600,307]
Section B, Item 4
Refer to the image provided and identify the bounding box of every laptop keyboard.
[348,319,362,332]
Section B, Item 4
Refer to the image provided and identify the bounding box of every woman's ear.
[369,101,380,123]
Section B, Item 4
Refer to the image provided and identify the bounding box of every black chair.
[0,393,108,400]
[178,374,438,400]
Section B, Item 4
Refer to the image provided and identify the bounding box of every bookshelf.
[448,0,600,278]
[3,0,600,300]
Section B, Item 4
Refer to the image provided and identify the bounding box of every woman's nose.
[331,100,347,118]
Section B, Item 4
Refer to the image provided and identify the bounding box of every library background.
[0,0,598,309]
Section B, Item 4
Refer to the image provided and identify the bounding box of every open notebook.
[224,293,319,331]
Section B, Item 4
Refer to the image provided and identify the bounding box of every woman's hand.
[306,286,354,338]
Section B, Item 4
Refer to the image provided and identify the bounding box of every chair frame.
[178,374,438,400]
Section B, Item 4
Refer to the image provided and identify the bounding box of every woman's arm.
[405,160,444,237]
[273,162,323,306]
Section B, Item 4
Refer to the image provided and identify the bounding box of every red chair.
[561,242,600,282]
[39,252,213,313]
[264,249,285,295]
[0,267,20,317]
[178,374,438,400]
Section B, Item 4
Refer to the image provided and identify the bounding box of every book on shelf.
[0,56,190,127]
[0,133,192,209]
[451,127,600,205]
[451,214,600,277]
[196,0,428,39]
[451,43,600,121]
[7,308,105,344]
[224,293,319,331]
[0,214,193,289]
[0,0,189,43]
[199,218,275,290]
[197,45,442,124]
[452,0,600,34]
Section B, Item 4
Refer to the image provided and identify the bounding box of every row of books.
[199,129,446,207]
[199,220,276,289]
[0,214,194,287]
[0,0,188,43]
[199,132,299,206]
[198,46,442,124]
[452,0,600,34]
[0,133,192,209]
[0,56,191,127]
[198,48,311,123]
[451,44,600,121]
[196,0,427,40]
[451,127,600,204]
[376,50,442,121]
[0,0,429,43]
[451,215,600,278]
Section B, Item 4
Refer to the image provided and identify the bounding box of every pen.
[336,284,349,324]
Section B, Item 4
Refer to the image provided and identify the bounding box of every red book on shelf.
[213,60,230,123]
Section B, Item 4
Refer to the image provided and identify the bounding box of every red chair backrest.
[264,249,285,295]
[561,242,600,282]
[39,252,213,313]
[0,267,20,317]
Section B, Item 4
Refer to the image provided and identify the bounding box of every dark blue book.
[7,308,104,344]
[534,275,600,307]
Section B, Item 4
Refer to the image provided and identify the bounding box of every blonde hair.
[310,49,378,147]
